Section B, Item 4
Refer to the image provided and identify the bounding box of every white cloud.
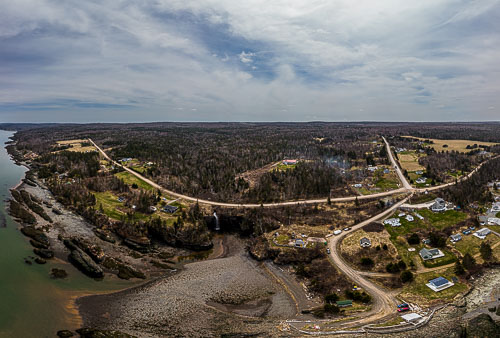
[1,0,500,122]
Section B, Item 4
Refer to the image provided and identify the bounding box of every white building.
[474,228,491,240]
[426,277,454,292]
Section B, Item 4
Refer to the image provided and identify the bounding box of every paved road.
[382,136,413,190]
[89,138,407,208]
[326,195,412,326]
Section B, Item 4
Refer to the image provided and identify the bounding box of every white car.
[333,230,342,235]
[326,248,331,254]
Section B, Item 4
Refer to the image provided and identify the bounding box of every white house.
[360,237,371,248]
[383,218,401,227]
[474,228,491,240]
[488,218,500,226]
[430,198,446,212]
[416,177,427,184]
[406,215,414,222]
[426,277,454,292]
[401,313,423,323]
[419,248,445,261]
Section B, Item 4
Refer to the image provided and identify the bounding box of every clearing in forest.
[56,139,97,153]
[402,136,498,153]
[398,151,425,172]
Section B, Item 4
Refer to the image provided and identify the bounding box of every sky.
[1,0,500,122]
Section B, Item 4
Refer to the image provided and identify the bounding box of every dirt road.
[90,138,495,208]
[382,136,413,190]
[89,138,406,208]
[326,195,412,326]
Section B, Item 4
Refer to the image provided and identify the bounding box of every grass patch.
[374,316,404,327]
[418,209,467,230]
[115,171,154,191]
[93,191,149,221]
[275,163,297,171]
[400,267,468,301]
[421,249,457,268]
[401,136,498,153]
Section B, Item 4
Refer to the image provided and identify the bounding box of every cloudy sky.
[1,0,499,122]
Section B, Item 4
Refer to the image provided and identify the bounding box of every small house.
[415,170,423,175]
[383,218,401,227]
[149,206,157,212]
[419,248,444,261]
[405,215,414,222]
[353,183,362,188]
[360,237,371,248]
[162,205,178,213]
[473,228,491,240]
[336,300,353,307]
[426,277,454,292]
[401,313,423,323]
[488,218,500,226]
[294,239,305,248]
[450,234,462,242]
[416,177,427,184]
[282,159,298,165]
[430,198,446,212]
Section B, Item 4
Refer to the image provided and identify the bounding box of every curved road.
[326,195,412,326]
[382,136,413,190]
[89,138,407,208]
[90,138,495,208]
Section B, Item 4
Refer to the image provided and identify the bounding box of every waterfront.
[0,130,132,338]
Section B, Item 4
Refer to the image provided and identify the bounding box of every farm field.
[115,171,154,191]
[397,151,425,172]
[56,139,97,153]
[402,136,498,153]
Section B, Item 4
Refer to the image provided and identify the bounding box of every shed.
[360,237,371,248]
[450,234,462,242]
[401,313,422,323]
[426,277,454,292]
[336,300,353,307]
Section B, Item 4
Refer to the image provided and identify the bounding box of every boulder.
[51,268,68,279]
[21,226,50,247]
[34,257,47,264]
[30,239,49,249]
[68,248,103,279]
[94,229,116,244]
[465,313,500,338]
[56,330,74,337]
[123,238,151,253]
[33,248,54,259]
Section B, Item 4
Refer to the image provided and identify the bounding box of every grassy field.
[402,136,498,153]
[374,173,400,190]
[385,209,467,267]
[115,171,154,191]
[93,191,151,221]
[398,151,425,172]
[56,139,97,153]
[399,267,468,303]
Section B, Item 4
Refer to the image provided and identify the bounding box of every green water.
[0,130,134,338]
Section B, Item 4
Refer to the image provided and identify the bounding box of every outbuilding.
[360,237,371,248]
[401,313,423,323]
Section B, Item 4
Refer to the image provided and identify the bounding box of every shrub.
[463,253,476,271]
[407,233,420,245]
[480,242,492,261]
[324,303,340,314]
[400,270,414,283]
[397,260,407,270]
[360,257,374,267]
[454,260,465,275]
[382,244,388,250]
[325,293,339,304]
[386,262,400,273]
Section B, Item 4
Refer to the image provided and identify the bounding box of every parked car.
[326,248,331,254]
[462,229,471,235]
[469,226,476,230]
[397,307,410,312]
[343,227,351,231]
[333,230,342,235]
[397,303,409,308]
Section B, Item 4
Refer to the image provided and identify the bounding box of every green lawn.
[93,191,127,220]
[130,165,147,174]
[401,268,468,300]
[453,235,483,257]
[400,267,468,301]
[93,191,149,221]
[115,171,154,191]
[496,212,500,218]
[418,209,467,230]
[421,249,457,268]
[275,163,297,171]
